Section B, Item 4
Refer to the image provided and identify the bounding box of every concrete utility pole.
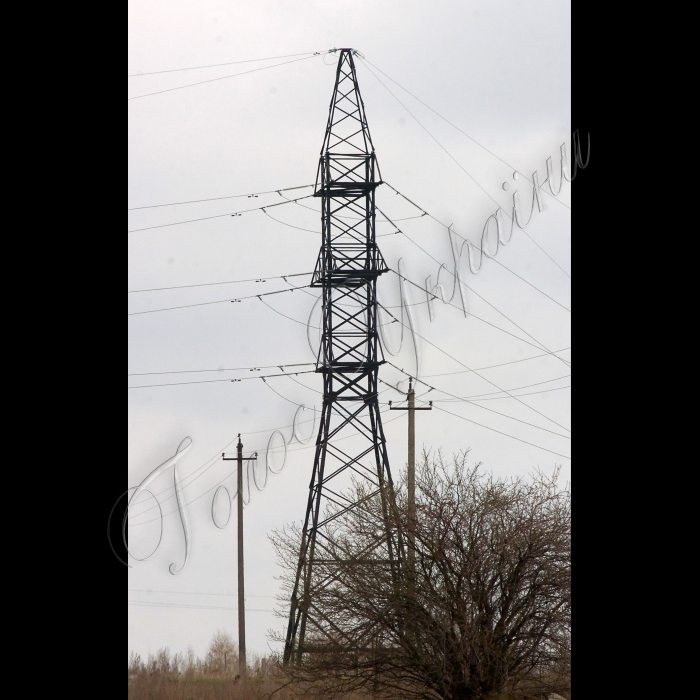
[389,379,432,560]
[222,437,257,682]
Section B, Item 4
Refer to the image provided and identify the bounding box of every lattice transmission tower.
[284,49,403,664]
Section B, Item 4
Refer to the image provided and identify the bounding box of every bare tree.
[155,647,172,675]
[184,645,197,677]
[206,629,238,675]
[270,451,571,700]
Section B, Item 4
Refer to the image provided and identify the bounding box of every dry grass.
[127,673,294,700]
[127,641,295,700]
[129,628,570,700]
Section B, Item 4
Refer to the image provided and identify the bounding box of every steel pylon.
[283,49,402,664]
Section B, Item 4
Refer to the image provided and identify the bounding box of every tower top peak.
[318,50,374,158]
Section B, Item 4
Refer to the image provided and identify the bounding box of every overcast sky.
[128,0,571,661]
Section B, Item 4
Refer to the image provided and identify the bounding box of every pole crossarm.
[388,405,433,410]
[284,49,403,666]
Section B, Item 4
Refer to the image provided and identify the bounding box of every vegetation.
[129,451,571,700]
[270,452,571,700]
[127,631,283,700]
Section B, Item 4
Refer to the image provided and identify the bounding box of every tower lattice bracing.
[284,49,402,663]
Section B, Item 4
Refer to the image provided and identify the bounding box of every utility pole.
[222,437,257,682]
[389,378,432,561]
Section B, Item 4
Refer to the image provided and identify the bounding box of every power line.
[128,602,274,612]
[262,204,400,238]
[128,264,568,395]
[424,389,570,438]
[380,198,570,365]
[278,368,323,394]
[387,230,571,368]
[517,228,571,278]
[358,59,511,220]
[431,374,571,401]
[128,369,316,390]
[127,410,409,526]
[394,382,572,435]
[452,385,570,402]
[420,347,571,378]
[128,184,313,211]
[126,399,334,520]
[261,376,313,407]
[280,273,430,311]
[128,53,323,101]
[128,271,312,294]
[127,392,387,522]
[126,378,571,525]
[488,256,570,311]
[276,189,428,223]
[128,589,275,598]
[126,412,319,517]
[127,193,315,233]
[382,184,571,313]
[383,210,571,354]
[380,310,571,435]
[128,283,311,316]
[128,51,322,77]
[385,374,570,402]
[128,386,329,516]
[257,294,318,329]
[383,369,571,440]
[128,361,314,378]
[279,371,387,404]
[362,57,571,211]
[431,405,570,461]
[360,58,571,279]
[387,267,569,365]
[126,380,411,525]
[127,346,570,380]
[258,292,399,330]
[262,208,318,233]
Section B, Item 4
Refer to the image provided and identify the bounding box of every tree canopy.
[271,451,571,700]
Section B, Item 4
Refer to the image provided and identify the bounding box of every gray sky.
[128,0,571,661]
